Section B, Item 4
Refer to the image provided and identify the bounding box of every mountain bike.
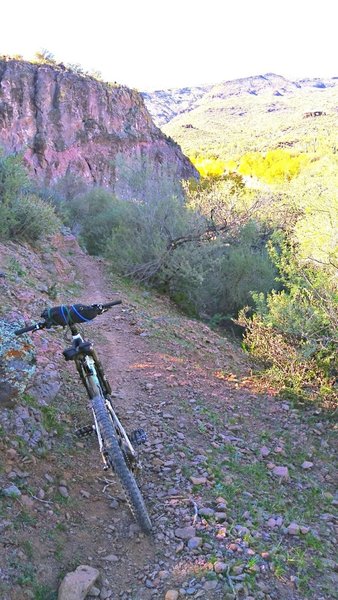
[15,301,152,534]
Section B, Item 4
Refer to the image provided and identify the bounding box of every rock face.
[0,58,198,199]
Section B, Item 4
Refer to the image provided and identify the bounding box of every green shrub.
[241,236,337,403]
[106,194,199,277]
[0,151,60,241]
[158,221,277,318]
[9,194,60,241]
[58,188,132,255]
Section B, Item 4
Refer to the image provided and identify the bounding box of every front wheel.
[92,396,152,534]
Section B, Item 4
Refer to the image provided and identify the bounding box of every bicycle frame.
[66,324,138,470]
[14,300,152,532]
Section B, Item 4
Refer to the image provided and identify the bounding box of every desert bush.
[241,235,337,402]
[160,221,277,317]
[8,194,60,241]
[57,188,140,255]
[0,151,28,201]
[0,150,60,241]
[237,149,310,183]
[104,181,277,318]
[106,194,200,277]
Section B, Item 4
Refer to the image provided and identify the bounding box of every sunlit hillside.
[143,74,338,160]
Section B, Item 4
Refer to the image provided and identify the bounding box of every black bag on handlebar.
[41,304,100,326]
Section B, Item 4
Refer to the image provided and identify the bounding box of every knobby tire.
[92,396,152,534]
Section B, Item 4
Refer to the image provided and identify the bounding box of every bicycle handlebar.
[14,300,122,336]
[14,321,47,335]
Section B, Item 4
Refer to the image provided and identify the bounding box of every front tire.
[92,396,152,534]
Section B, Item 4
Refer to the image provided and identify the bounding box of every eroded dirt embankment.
[0,234,336,600]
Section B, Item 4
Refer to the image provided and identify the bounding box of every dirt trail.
[1,239,336,600]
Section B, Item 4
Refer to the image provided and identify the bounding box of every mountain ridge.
[142,72,338,127]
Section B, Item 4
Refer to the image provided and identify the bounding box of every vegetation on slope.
[1,94,337,406]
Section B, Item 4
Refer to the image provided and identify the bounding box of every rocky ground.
[0,234,337,600]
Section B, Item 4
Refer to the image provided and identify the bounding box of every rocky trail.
[0,234,337,600]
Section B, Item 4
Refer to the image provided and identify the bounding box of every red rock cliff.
[0,59,198,199]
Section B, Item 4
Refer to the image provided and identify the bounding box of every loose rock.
[165,591,179,600]
[58,564,100,600]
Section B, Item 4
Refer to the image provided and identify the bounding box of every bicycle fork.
[91,400,110,470]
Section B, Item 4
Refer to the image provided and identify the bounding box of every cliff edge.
[0,58,197,199]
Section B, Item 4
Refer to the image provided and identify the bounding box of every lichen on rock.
[0,318,36,409]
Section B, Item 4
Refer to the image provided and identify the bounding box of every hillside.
[0,58,197,201]
[0,235,336,600]
[142,73,338,158]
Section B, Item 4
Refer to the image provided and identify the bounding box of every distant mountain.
[142,73,338,127]
[142,73,338,159]
[142,85,212,127]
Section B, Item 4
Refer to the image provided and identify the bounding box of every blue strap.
[60,305,68,325]
[71,304,92,322]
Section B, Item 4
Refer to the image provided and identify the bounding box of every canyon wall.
[0,59,197,199]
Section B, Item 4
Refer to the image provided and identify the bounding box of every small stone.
[301,461,314,470]
[6,448,18,460]
[174,526,196,540]
[87,586,100,597]
[20,495,34,509]
[102,554,119,562]
[2,485,21,497]
[260,446,270,457]
[287,522,300,535]
[165,590,179,600]
[228,543,238,551]
[272,466,289,479]
[215,527,227,539]
[158,570,169,580]
[232,565,244,575]
[187,536,202,550]
[99,588,112,600]
[300,526,310,534]
[236,525,250,536]
[267,518,276,528]
[203,580,218,590]
[199,507,215,517]
[80,490,90,498]
[214,561,227,573]
[58,486,69,498]
[215,512,227,521]
[190,476,207,485]
[216,496,227,503]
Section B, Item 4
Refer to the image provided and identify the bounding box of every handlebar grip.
[14,322,45,335]
[101,300,122,309]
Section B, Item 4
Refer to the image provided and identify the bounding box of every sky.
[1,0,337,91]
